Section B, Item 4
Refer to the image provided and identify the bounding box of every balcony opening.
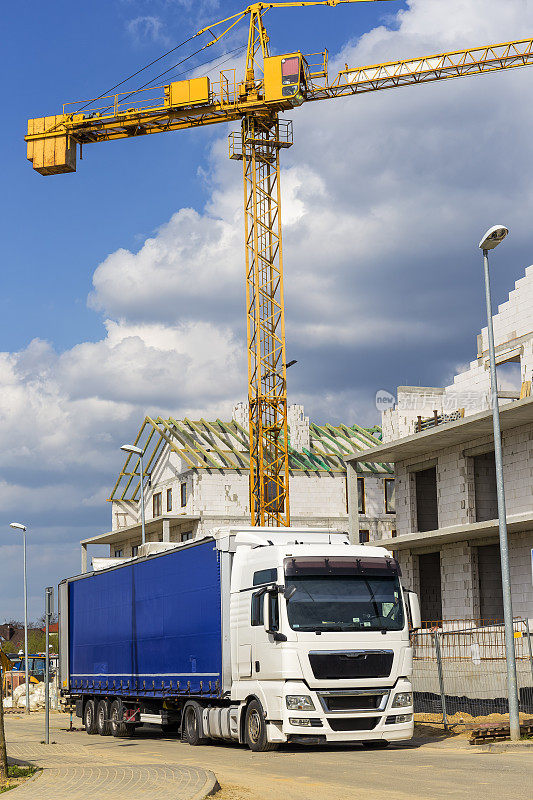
[474,451,497,522]
[415,467,438,532]
[418,552,442,623]
[477,543,504,623]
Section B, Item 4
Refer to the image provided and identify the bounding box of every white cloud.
[126,15,170,47]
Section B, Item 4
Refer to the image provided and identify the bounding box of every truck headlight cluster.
[286,695,315,711]
[392,692,413,708]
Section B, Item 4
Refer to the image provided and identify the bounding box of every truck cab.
[224,529,419,748]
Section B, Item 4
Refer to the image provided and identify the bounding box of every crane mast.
[24,1,533,527]
[237,9,290,526]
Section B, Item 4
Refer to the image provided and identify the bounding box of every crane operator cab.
[264,53,305,106]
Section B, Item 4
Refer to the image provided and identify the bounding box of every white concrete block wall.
[440,542,477,620]
[477,265,533,353]
[195,471,250,516]
[288,405,310,452]
[522,339,533,384]
[398,533,533,621]
[508,529,533,618]
[111,500,137,530]
[288,473,342,516]
[393,464,412,534]
[393,424,533,534]
[232,402,249,430]
[397,550,418,595]
[436,451,470,529]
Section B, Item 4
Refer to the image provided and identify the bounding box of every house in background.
[81,403,396,571]
[347,264,533,623]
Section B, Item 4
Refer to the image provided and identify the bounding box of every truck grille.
[319,690,389,713]
[328,717,379,732]
[309,650,393,680]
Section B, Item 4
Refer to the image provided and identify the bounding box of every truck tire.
[96,700,111,736]
[182,702,208,746]
[244,699,279,752]
[83,699,98,735]
[109,699,134,738]
[361,740,389,749]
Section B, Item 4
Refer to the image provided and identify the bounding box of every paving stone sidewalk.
[5,715,218,800]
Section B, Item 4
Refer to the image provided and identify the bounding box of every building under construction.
[80,403,395,571]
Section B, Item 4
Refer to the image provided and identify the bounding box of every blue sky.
[2,0,533,620]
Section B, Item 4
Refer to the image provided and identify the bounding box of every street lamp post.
[9,523,30,715]
[478,224,520,741]
[121,444,146,545]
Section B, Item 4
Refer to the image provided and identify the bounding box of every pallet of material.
[467,719,533,744]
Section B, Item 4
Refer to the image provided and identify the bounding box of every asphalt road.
[7,714,533,800]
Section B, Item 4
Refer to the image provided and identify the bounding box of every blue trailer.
[59,537,231,736]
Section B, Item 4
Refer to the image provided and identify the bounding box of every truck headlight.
[286,695,315,711]
[392,692,413,708]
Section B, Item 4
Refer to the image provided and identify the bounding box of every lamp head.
[10,522,26,532]
[479,225,509,251]
[121,444,144,456]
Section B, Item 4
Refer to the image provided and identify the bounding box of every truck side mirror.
[265,590,287,641]
[406,591,421,630]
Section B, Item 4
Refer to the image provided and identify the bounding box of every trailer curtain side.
[64,540,223,697]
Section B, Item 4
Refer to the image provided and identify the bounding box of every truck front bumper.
[271,679,414,744]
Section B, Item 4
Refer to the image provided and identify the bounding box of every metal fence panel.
[412,619,533,720]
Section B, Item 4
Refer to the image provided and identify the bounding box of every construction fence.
[411,618,533,723]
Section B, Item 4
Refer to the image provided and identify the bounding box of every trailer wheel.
[83,699,98,735]
[96,700,111,736]
[182,702,207,746]
[361,740,389,749]
[244,699,278,752]
[109,699,134,738]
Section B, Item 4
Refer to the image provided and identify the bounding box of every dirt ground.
[414,711,533,734]
[212,786,264,800]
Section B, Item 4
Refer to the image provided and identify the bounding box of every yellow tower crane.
[25,1,533,526]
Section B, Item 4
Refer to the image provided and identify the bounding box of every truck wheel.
[96,700,111,736]
[361,740,389,749]
[182,702,207,746]
[109,699,134,738]
[244,699,278,752]
[83,699,98,735]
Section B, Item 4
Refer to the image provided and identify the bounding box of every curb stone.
[190,773,221,800]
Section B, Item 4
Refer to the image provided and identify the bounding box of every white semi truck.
[60,527,420,750]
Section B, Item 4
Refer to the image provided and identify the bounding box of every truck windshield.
[285,575,404,632]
